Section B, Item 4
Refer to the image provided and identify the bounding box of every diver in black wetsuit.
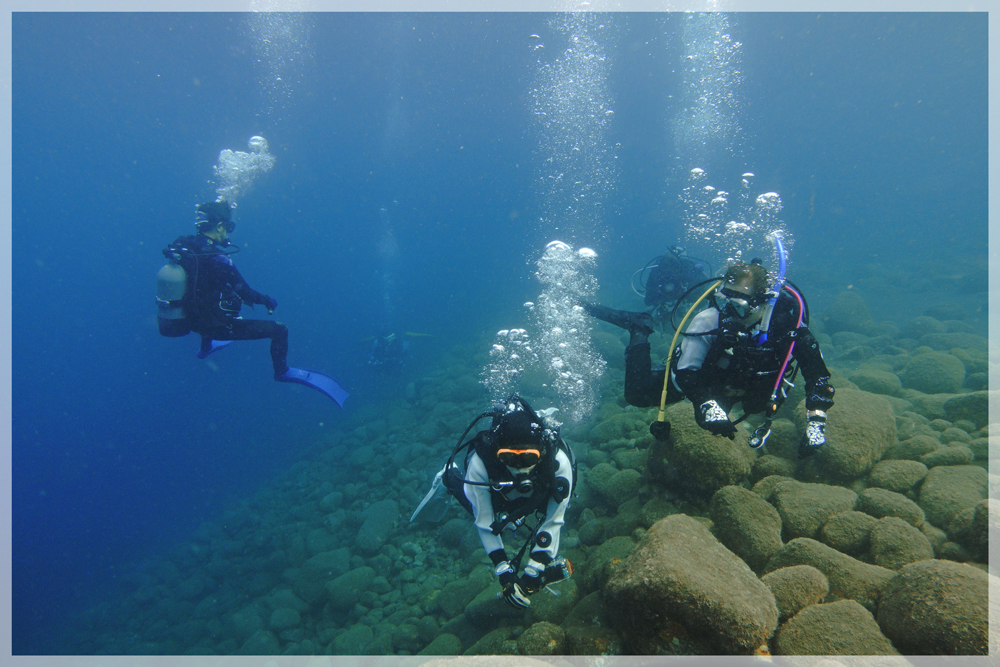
[158,200,348,406]
[585,260,834,459]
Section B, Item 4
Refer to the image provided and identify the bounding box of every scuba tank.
[155,262,191,337]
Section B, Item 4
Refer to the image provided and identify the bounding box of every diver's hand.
[264,296,278,315]
[501,580,531,609]
[798,412,827,459]
[696,400,736,439]
[495,560,531,609]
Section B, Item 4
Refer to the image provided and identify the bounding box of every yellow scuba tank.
[155,262,191,337]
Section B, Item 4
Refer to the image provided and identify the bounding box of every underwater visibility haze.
[11,11,989,656]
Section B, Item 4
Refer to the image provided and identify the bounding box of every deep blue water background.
[12,12,986,653]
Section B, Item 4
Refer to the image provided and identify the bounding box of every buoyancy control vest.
[443,396,576,536]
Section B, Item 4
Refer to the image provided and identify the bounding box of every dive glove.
[495,561,531,609]
[798,412,827,459]
[696,400,736,439]
[264,296,278,315]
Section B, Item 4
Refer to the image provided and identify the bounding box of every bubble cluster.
[530,14,619,246]
[242,9,314,124]
[481,328,537,402]
[212,136,276,205]
[680,167,793,275]
[480,241,606,423]
[532,241,606,424]
[671,13,744,166]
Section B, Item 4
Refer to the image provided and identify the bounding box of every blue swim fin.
[197,340,234,359]
[275,367,349,408]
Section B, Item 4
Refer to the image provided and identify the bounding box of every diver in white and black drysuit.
[422,395,576,609]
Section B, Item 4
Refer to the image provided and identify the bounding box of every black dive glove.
[805,376,835,411]
[695,399,736,439]
[798,412,828,459]
[264,296,278,315]
[495,561,531,609]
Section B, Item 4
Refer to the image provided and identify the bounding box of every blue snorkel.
[755,233,787,345]
[748,232,805,449]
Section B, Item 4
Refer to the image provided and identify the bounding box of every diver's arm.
[528,449,573,564]
[465,454,505,557]
[227,265,270,308]
[790,326,835,413]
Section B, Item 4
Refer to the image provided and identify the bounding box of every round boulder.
[901,352,965,395]
[763,538,895,613]
[774,600,899,656]
[877,559,996,654]
[858,487,925,527]
[868,517,935,570]
[603,514,778,655]
[918,464,988,530]
[770,480,859,540]
[708,485,784,574]
[662,401,757,496]
[760,565,829,622]
[794,388,896,482]
[867,459,928,494]
[819,511,877,557]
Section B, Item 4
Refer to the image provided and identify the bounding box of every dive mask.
[716,287,756,319]
[497,448,541,469]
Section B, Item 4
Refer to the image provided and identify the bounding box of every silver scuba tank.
[156,262,191,337]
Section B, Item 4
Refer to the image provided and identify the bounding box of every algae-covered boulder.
[436,567,493,618]
[416,633,462,655]
[858,487,925,527]
[354,499,399,555]
[774,600,900,656]
[868,517,935,570]
[760,565,829,622]
[918,331,989,353]
[884,435,940,462]
[581,535,636,592]
[920,444,974,468]
[946,498,997,562]
[763,538,895,613]
[516,621,565,655]
[750,454,796,483]
[901,315,947,340]
[877,559,995,654]
[326,566,376,611]
[708,485,784,574]
[603,514,778,655]
[662,401,757,496]
[867,459,929,494]
[770,480,859,540]
[918,464,988,530]
[942,391,990,429]
[847,368,902,397]
[901,351,965,394]
[823,291,873,334]
[819,511,877,557]
[794,388,896,481]
[588,411,648,445]
[290,547,352,605]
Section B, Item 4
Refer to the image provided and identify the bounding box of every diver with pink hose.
[583,236,834,459]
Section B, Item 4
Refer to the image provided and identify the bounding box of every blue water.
[12,12,986,654]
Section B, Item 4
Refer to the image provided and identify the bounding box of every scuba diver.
[584,240,833,459]
[368,327,410,374]
[633,246,711,329]
[410,395,575,609]
[156,200,349,407]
